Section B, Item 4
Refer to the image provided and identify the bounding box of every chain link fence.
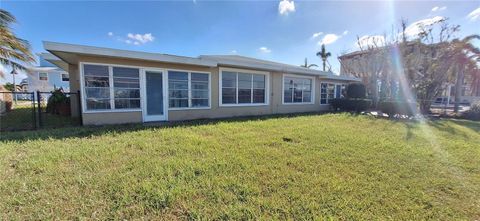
[0,92,36,131]
[0,91,82,132]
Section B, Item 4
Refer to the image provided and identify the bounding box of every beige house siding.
[68,64,81,117]
[71,55,348,125]
[83,111,142,125]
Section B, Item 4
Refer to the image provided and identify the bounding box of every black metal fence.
[0,91,82,132]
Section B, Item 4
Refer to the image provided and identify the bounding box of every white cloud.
[467,7,480,21]
[126,33,155,45]
[108,32,114,37]
[278,0,295,15]
[319,34,340,45]
[356,35,386,48]
[311,32,323,39]
[259,47,272,53]
[343,30,349,35]
[431,6,446,12]
[404,16,444,37]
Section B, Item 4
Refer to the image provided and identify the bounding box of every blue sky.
[2,0,480,83]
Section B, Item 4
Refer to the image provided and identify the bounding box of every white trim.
[80,62,143,114]
[281,74,316,105]
[320,74,361,82]
[203,56,330,76]
[218,67,270,107]
[166,68,212,110]
[142,68,168,122]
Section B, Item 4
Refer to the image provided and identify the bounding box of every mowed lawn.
[0,114,479,220]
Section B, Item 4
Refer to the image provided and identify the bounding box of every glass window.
[238,73,252,103]
[284,76,312,104]
[321,83,338,104]
[168,71,189,108]
[327,84,335,103]
[253,75,265,103]
[84,64,110,110]
[83,64,141,111]
[221,71,267,105]
[221,72,237,104]
[113,67,140,109]
[320,83,328,104]
[39,73,48,81]
[168,71,210,108]
[61,73,69,81]
[191,73,209,108]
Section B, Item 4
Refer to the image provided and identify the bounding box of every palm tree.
[300,58,318,69]
[0,9,34,79]
[316,44,331,71]
[450,35,480,113]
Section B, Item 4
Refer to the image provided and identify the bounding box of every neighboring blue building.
[22,53,70,93]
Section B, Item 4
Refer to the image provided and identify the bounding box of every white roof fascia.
[322,74,361,82]
[202,56,328,76]
[28,66,64,72]
[39,52,62,61]
[43,41,217,67]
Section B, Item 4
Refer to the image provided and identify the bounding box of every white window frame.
[320,82,344,105]
[80,62,143,113]
[282,74,316,105]
[219,67,270,107]
[167,68,212,111]
[38,72,48,81]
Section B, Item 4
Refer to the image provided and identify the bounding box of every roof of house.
[199,55,332,76]
[43,41,359,81]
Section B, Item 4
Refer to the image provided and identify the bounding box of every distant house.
[22,53,70,93]
[43,41,359,125]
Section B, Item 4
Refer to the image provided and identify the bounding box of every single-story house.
[43,41,359,125]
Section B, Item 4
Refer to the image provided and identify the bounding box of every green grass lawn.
[1,114,479,220]
[0,101,36,131]
[0,102,80,131]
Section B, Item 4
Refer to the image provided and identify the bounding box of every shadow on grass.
[446,119,480,132]
[0,112,328,143]
[427,119,480,137]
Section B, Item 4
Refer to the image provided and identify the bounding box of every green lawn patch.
[0,102,80,131]
[0,102,36,131]
[0,114,479,220]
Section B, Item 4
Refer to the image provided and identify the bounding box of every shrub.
[463,102,480,121]
[46,89,70,114]
[346,83,366,99]
[331,98,372,113]
[379,101,417,118]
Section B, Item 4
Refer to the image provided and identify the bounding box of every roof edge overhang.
[39,52,69,71]
[42,41,360,81]
[217,62,328,76]
[321,74,361,82]
[43,41,218,68]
